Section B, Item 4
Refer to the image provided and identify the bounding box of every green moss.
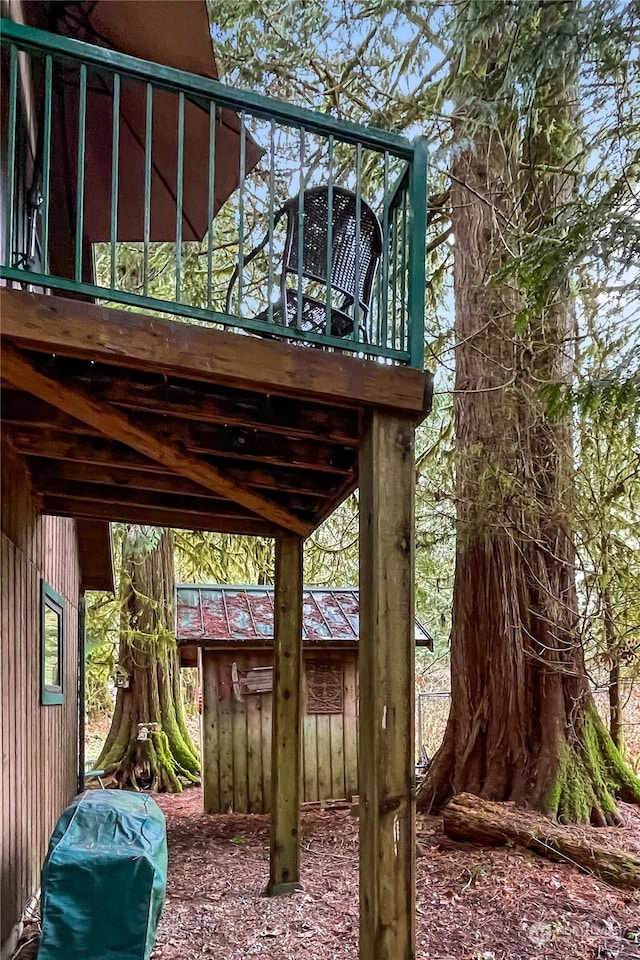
[152,731,183,792]
[592,712,640,802]
[546,707,640,824]
[161,697,200,775]
[175,707,200,769]
[98,723,133,772]
[545,747,568,815]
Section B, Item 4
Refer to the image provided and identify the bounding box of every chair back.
[282,187,383,317]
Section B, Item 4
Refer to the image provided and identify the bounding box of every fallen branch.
[443,793,640,890]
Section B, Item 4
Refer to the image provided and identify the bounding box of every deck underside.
[1,289,432,538]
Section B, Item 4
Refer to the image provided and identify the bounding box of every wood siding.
[201,649,359,814]
[1,441,81,950]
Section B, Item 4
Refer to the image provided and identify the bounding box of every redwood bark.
[418,6,640,824]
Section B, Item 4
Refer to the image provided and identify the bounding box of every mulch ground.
[152,788,640,960]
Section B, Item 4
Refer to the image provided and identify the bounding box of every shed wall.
[1,442,81,950]
[201,649,358,814]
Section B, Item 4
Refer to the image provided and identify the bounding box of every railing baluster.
[400,188,408,352]
[74,63,87,283]
[206,99,215,311]
[408,137,428,368]
[325,135,334,337]
[110,71,120,289]
[380,150,390,350]
[143,82,153,297]
[40,53,53,275]
[267,118,276,326]
[388,207,397,352]
[296,128,305,331]
[353,143,362,342]
[0,22,422,367]
[237,111,246,315]
[175,90,185,303]
[5,43,18,269]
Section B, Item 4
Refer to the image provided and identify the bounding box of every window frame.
[41,580,64,705]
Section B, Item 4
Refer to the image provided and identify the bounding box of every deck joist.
[1,289,432,538]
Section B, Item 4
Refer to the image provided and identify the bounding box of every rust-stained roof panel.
[175,585,432,647]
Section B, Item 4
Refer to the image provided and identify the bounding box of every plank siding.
[261,686,273,812]
[217,666,235,814]
[200,648,220,816]
[245,654,264,814]
[200,650,358,813]
[343,657,359,802]
[302,714,319,803]
[1,443,81,950]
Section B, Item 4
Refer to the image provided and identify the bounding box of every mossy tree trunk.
[96,527,200,792]
[418,3,640,825]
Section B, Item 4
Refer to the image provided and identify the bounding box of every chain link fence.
[416,683,640,766]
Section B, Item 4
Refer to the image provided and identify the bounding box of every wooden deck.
[1,288,432,539]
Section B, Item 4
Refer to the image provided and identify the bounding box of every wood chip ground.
[152,788,640,960]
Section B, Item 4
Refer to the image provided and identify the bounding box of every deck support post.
[200,646,221,815]
[358,411,416,960]
[266,532,304,896]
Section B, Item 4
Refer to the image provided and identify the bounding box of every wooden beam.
[28,462,324,514]
[266,533,303,897]
[73,375,361,445]
[41,495,279,537]
[76,520,114,593]
[31,461,219,498]
[1,344,309,536]
[1,391,96,432]
[1,390,353,474]
[8,430,340,496]
[6,429,168,471]
[309,470,359,530]
[358,411,416,960]
[151,420,353,474]
[1,289,431,416]
[183,642,358,653]
[37,481,288,523]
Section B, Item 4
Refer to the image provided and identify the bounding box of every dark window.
[41,581,64,705]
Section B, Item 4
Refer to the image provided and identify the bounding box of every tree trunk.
[418,4,640,825]
[603,583,625,751]
[96,527,200,792]
[443,794,640,890]
[609,658,624,751]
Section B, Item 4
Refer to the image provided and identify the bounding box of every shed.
[176,585,432,814]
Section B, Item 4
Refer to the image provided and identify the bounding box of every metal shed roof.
[176,585,433,647]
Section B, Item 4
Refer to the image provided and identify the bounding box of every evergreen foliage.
[85,0,639,805]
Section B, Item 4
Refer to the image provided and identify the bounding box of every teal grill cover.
[38,790,167,960]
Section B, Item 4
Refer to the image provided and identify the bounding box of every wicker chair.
[227,187,383,340]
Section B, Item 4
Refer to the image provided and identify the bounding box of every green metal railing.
[1,19,427,367]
